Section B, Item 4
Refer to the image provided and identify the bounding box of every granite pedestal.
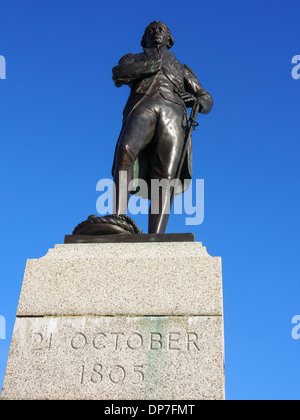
[1,241,225,400]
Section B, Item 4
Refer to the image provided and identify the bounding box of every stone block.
[1,241,225,400]
[17,243,223,317]
[1,316,224,400]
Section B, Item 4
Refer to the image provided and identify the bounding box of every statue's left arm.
[183,65,213,114]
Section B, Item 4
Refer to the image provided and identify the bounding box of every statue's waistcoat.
[134,49,185,95]
[122,49,187,121]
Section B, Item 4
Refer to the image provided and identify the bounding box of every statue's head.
[141,21,174,50]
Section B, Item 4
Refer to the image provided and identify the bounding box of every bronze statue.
[71,21,213,239]
[112,21,213,234]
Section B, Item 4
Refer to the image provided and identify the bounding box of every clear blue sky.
[1,0,300,400]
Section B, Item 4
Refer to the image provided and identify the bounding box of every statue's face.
[144,23,170,48]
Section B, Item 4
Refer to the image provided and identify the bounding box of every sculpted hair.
[141,21,175,49]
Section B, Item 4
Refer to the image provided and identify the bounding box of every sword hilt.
[189,101,201,130]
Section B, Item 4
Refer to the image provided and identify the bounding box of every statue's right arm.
[112,54,161,87]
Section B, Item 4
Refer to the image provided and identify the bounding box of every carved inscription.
[70,330,200,386]
[31,332,53,351]
[70,331,201,351]
[28,327,201,387]
[80,364,144,385]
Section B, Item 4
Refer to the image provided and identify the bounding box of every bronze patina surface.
[65,233,195,244]
[112,21,213,234]
[71,22,213,238]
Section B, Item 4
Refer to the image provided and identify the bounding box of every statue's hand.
[178,91,198,107]
[113,57,162,85]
